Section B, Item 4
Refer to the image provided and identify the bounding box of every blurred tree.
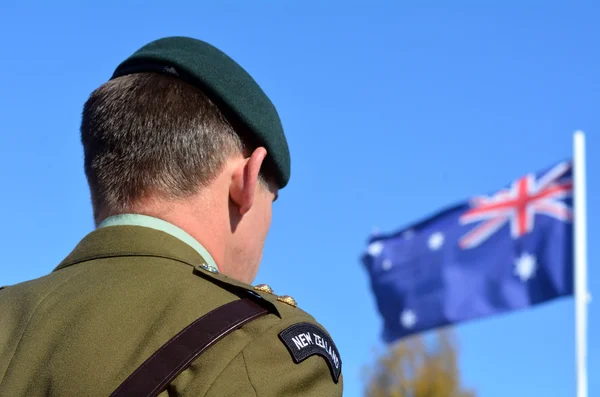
[364,328,476,397]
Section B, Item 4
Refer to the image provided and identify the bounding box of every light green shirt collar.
[98,214,219,273]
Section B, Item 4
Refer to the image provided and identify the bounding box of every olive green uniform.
[0,219,343,396]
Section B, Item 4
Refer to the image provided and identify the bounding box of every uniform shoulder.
[193,265,328,325]
[201,281,343,396]
[191,266,312,320]
[259,305,342,382]
[0,265,84,304]
[191,268,342,394]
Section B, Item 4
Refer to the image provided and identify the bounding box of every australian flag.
[362,160,574,343]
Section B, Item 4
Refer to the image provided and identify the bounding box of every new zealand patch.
[279,322,342,383]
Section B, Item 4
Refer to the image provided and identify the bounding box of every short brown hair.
[80,72,248,220]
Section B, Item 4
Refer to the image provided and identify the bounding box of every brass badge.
[254,284,275,294]
[277,295,297,307]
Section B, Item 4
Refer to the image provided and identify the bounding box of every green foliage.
[364,328,476,397]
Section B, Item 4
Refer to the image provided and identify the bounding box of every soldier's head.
[79,37,290,283]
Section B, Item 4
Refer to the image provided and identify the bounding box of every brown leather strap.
[110,297,270,397]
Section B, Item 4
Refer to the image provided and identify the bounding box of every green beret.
[110,36,290,188]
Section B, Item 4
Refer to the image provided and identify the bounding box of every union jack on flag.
[459,161,573,249]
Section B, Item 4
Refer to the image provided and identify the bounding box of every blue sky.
[1,2,598,396]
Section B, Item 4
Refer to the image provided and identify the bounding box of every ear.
[230,147,267,215]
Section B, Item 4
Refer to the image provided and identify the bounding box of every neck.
[126,195,229,270]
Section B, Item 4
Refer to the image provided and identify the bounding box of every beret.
[110,36,290,188]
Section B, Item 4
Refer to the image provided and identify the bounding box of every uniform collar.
[53,223,213,273]
[52,221,283,318]
[98,214,219,273]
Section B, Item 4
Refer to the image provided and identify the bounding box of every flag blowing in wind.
[362,160,574,343]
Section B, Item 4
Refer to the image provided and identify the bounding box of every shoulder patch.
[278,322,342,383]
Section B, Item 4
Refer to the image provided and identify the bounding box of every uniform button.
[277,295,297,307]
[199,263,218,273]
[254,284,274,294]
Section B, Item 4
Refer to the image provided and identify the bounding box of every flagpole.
[574,130,589,397]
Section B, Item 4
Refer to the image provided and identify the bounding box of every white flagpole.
[574,130,589,397]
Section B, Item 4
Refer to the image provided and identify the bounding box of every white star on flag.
[514,252,537,281]
[428,232,445,250]
[367,241,384,256]
[400,309,417,328]
[382,259,393,271]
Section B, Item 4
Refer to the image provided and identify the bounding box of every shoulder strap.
[110,297,270,397]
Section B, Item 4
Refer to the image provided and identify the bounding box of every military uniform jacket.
[0,225,343,396]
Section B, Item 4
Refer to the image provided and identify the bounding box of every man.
[0,36,343,396]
